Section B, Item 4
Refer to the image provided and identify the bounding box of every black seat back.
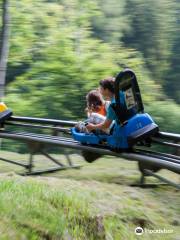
[113,69,144,124]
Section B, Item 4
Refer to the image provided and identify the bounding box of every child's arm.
[84,107,90,117]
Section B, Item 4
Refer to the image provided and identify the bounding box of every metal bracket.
[22,141,81,175]
[0,140,81,175]
[131,169,180,189]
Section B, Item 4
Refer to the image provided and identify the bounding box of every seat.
[0,103,12,124]
[113,69,144,124]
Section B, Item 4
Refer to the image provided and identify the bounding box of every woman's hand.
[86,123,95,131]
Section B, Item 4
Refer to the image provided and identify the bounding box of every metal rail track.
[0,130,179,174]
[8,116,77,127]
[2,116,180,188]
[7,116,180,140]
[4,130,180,164]
[134,149,180,164]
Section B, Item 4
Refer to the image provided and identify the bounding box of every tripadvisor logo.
[135,227,144,235]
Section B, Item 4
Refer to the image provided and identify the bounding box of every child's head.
[86,89,104,112]
[99,77,115,100]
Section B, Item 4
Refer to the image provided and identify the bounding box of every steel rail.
[156,131,180,141]
[8,116,77,127]
[0,130,179,174]
[134,149,180,164]
[6,116,180,141]
[6,123,180,153]
[5,121,71,134]
[6,120,180,150]
[7,116,180,141]
[152,138,180,148]
[2,130,78,143]
[3,130,180,164]
[7,122,180,159]
[134,148,180,161]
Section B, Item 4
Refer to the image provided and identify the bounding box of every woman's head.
[86,89,104,112]
[99,77,115,99]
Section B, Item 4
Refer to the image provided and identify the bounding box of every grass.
[0,151,179,239]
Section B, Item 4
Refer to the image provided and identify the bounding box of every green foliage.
[5,0,161,121]
[122,0,176,80]
[6,45,162,120]
[91,0,179,103]
[8,0,64,67]
[147,101,180,133]
[164,3,180,104]
[91,0,128,44]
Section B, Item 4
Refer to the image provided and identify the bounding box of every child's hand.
[85,107,88,113]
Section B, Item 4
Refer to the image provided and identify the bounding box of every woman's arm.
[86,119,112,131]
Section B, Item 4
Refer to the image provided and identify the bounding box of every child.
[85,89,108,117]
[75,89,110,133]
[86,77,117,133]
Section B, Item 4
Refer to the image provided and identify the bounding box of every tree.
[5,0,161,121]
[122,0,175,81]
[91,0,127,44]
[0,0,10,99]
[163,0,180,103]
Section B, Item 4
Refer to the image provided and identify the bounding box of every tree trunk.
[0,0,10,100]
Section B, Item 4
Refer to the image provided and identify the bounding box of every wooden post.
[0,0,10,100]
